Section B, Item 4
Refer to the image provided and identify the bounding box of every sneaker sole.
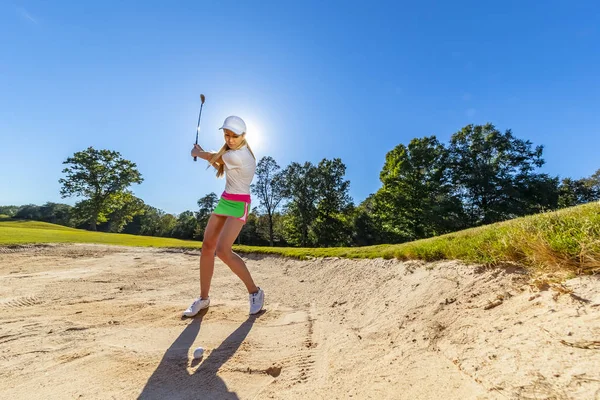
[183,305,210,317]
[249,302,264,315]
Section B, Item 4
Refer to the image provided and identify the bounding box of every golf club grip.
[193,137,198,162]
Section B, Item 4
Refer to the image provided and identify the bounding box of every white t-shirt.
[221,145,256,195]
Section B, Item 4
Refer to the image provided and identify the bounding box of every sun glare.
[244,118,265,151]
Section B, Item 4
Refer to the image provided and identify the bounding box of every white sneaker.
[183,297,210,317]
[249,288,264,315]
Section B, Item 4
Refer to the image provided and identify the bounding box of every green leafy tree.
[171,211,198,239]
[238,212,269,246]
[252,156,285,246]
[588,169,600,191]
[280,162,321,247]
[280,211,311,247]
[558,176,598,208]
[158,213,177,237]
[312,158,353,247]
[255,212,287,246]
[14,204,42,220]
[59,147,143,230]
[373,136,464,242]
[448,123,549,225]
[69,200,101,229]
[194,192,218,240]
[352,195,385,246]
[103,193,145,233]
[515,174,559,214]
[582,168,600,200]
[123,205,165,236]
[0,205,19,217]
[39,202,73,226]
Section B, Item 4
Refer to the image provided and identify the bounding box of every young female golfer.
[185,115,264,316]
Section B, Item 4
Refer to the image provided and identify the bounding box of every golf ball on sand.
[193,347,204,359]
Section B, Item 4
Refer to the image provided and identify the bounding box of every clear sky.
[1,1,599,214]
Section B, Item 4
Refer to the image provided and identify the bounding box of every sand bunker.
[1,244,599,399]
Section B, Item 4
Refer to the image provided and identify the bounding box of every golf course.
[3,2,600,399]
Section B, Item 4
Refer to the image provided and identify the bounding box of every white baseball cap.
[219,116,247,136]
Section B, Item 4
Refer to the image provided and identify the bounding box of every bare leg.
[216,218,259,294]
[200,214,227,299]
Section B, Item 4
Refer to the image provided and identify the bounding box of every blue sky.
[1,1,599,214]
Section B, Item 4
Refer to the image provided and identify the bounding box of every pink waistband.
[222,191,251,203]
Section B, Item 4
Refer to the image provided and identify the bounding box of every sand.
[1,244,599,400]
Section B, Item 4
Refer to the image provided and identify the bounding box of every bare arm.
[191,144,213,161]
[191,144,223,166]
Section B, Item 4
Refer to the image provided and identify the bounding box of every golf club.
[193,94,206,162]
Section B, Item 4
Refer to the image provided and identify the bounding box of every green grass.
[1,202,599,275]
[0,219,204,249]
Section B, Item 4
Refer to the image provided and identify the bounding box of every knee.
[215,243,232,260]
[202,237,218,253]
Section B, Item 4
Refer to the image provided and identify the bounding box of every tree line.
[2,123,598,247]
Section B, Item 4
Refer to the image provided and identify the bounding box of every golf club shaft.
[193,95,205,162]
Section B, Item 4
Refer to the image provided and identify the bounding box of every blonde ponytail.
[245,141,256,160]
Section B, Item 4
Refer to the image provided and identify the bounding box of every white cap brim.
[219,126,245,135]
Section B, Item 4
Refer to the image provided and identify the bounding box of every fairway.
[0,219,203,249]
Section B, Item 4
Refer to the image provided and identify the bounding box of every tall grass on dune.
[391,202,600,275]
[237,202,600,275]
[1,202,599,275]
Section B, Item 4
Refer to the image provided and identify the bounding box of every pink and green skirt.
[212,192,251,223]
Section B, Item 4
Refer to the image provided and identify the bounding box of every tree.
[0,205,19,217]
[515,174,559,214]
[59,147,143,230]
[372,136,464,242]
[14,204,42,220]
[251,156,285,246]
[171,211,198,239]
[255,212,287,246]
[124,205,166,236]
[558,176,598,208]
[238,212,269,246]
[194,193,218,240]
[39,202,73,226]
[448,123,549,225]
[582,168,600,200]
[588,169,600,190]
[158,213,177,237]
[280,162,321,247]
[312,158,353,246]
[103,193,145,233]
[352,195,384,246]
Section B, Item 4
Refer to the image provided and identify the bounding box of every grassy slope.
[1,202,599,275]
[238,202,600,275]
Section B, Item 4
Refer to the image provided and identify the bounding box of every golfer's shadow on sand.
[138,309,260,400]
